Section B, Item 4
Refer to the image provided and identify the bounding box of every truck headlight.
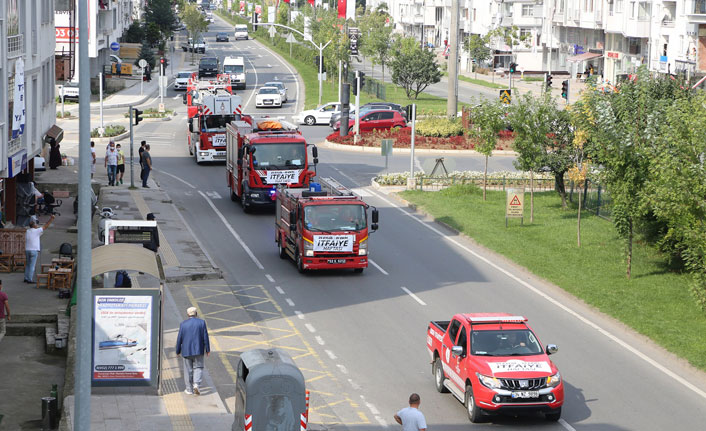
[476,373,502,390]
[546,372,561,388]
[358,240,367,255]
[199,152,209,156]
[304,240,313,256]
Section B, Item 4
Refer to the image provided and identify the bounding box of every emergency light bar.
[466,316,527,323]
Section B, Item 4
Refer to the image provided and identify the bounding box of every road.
[68,15,706,431]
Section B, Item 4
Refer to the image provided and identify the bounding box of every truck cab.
[427,313,563,422]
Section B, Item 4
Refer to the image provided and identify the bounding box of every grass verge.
[399,184,706,372]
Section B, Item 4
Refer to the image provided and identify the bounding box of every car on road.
[329,102,405,128]
[216,32,229,42]
[333,109,407,132]
[57,81,80,101]
[198,56,219,79]
[182,37,207,53]
[174,71,193,90]
[223,56,246,89]
[255,86,283,108]
[264,81,287,103]
[293,102,356,126]
[427,313,564,423]
[234,24,249,40]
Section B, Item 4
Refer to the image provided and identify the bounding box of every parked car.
[182,37,207,53]
[264,81,287,103]
[216,32,229,42]
[334,109,407,132]
[198,57,219,79]
[234,24,249,40]
[329,102,405,128]
[293,102,357,126]
[174,71,193,90]
[255,86,283,108]
[58,82,80,101]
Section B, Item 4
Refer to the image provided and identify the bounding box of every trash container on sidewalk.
[41,396,58,430]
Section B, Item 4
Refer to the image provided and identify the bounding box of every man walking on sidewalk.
[0,280,10,339]
[141,144,152,188]
[105,141,118,186]
[116,143,125,185]
[394,393,427,431]
[139,140,147,181]
[176,307,210,395]
[24,215,55,283]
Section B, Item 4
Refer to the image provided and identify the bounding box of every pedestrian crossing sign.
[499,89,512,104]
[506,188,524,226]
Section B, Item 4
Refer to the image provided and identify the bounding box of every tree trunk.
[577,185,582,247]
[555,172,567,209]
[627,218,633,279]
[530,169,535,223]
[483,155,488,201]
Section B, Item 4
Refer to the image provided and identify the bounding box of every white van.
[234,24,249,40]
[222,56,246,89]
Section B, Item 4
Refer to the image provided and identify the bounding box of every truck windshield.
[470,330,543,357]
[202,115,237,132]
[251,143,305,168]
[304,205,366,232]
[224,65,244,74]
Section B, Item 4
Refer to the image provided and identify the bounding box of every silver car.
[264,81,287,103]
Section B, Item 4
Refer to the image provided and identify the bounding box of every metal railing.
[7,34,24,58]
[416,176,558,192]
[568,179,612,219]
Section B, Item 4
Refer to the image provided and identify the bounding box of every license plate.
[264,100,273,105]
[327,259,347,264]
[511,391,539,399]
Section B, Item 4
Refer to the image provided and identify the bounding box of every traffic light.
[314,55,325,73]
[546,74,553,91]
[561,80,569,100]
[133,108,143,126]
[352,77,358,96]
[359,71,365,89]
[404,104,416,121]
[160,57,165,75]
[509,62,517,74]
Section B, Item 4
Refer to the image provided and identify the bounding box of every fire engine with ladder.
[226,119,317,212]
[186,74,244,163]
[275,177,379,273]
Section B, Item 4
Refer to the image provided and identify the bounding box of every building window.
[519,28,533,44]
[628,38,641,55]
[637,2,651,20]
[616,0,624,13]
[522,4,534,16]
[559,0,565,13]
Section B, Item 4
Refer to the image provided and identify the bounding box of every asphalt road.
[104,15,706,431]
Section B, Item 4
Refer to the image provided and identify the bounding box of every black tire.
[230,185,237,202]
[296,251,305,273]
[353,268,364,273]
[545,407,562,422]
[433,358,449,393]
[278,235,287,259]
[304,116,316,126]
[241,192,251,213]
[465,385,484,423]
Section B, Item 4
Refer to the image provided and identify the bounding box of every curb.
[322,139,518,156]
[165,269,223,284]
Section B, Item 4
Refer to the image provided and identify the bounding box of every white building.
[1,0,58,223]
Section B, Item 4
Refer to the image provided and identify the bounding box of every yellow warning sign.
[499,89,512,105]
[506,188,524,218]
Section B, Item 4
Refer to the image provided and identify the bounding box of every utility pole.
[75,0,92,426]
[99,72,104,135]
[446,0,460,118]
[355,70,361,138]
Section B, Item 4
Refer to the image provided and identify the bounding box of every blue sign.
[660,55,668,63]
[110,42,120,52]
[8,149,27,178]
[573,45,585,55]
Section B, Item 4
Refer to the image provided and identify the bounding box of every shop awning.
[43,125,64,145]
[567,52,603,62]
[91,243,164,280]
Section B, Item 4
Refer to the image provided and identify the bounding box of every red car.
[427,313,563,422]
[333,109,407,132]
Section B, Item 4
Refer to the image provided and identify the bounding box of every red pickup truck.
[426,313,563,422]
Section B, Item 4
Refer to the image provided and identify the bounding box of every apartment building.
[1,0,59,224]
[55,0,137,82]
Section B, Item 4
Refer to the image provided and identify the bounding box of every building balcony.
[661,19,675,28]
[7,34,24,59]
[514,16,543,27]
[687,0,706,22]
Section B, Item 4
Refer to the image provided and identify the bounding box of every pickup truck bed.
[429,320,449,332]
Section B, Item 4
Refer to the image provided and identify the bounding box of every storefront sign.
[7,149,27,178]
[607,51,621,59]
[12,58,26,139]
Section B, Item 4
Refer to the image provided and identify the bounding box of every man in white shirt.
[394,393,427,431]
[105,141,118,186]
[24,215,55,283]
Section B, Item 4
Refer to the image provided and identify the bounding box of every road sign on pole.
[269,26,277,38]
[110,41,120,52]
[506,188,525,226]
[499,89,512,104]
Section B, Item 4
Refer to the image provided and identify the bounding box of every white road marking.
[367,188,706,402]
[559,419,577,431]
[348,379,361,390]
[205,191,222,199]
[286,298,295,307]
[157,170,196,189]
[172,95,181,100]
[351,187,373,197]
[325,350,337,360]
[401,286,427,306]
[305,323,316,333]
[265,274,275,283]
[336,364,348,374]
[369,259,388,275]
[243,55,259,108]
[275,285,285,294]
[294,311,305,320]
[267,64,272,68]
[315,336,325,345]
[198,190,264,270]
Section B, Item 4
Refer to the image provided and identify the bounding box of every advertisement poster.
[93,295,153,381]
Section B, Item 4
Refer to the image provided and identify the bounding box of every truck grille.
[315,252,355,258]
[499,378,546,390]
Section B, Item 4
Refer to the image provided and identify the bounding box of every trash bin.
[41,396,58,430]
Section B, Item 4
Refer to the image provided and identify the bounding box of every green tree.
[136,42,156,69]
[463,34,491,79]
[390,41,441,99]
[144,22,162,47]
[144,0,176,40]
[122,21,145,44]
[467,100,506,200]
[359,9,393,83]
[276,2,289,25]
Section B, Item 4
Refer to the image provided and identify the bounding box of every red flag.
[338,0,346,19]
[308,0,315,5]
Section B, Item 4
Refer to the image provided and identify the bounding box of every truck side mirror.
[451,345,464,357]
[371,223,378,231]
[289,211,297,228]
[188,118,193,132]
[372,209,379,224]
[249,146,256,154]
[312,146,318,158]
[546,344,559,355]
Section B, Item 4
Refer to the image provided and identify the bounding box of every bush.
[415,117,464,137]
[91,124,126,138]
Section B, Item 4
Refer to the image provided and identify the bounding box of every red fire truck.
[275,177,379,273]
[226,119,316,212]
[185,75,243,164]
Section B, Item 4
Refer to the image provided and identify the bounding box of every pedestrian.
[145,63,151,82]
[139,140,146,180]
[116,143,125,185]
[394,393,427,431]
[141,144,152,188]
[24,215,55,283]
[49,141,62,169]
[175,306,210,395]
[105,141,118,186]
[90,141,96,179]
[0,280,10,339]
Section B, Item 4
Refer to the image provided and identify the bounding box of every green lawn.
[400,185,706,371]
[218,11,463,113]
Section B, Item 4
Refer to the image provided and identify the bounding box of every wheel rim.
[305,116,315,125]
[436,363,442,386]
[468,391,474,415]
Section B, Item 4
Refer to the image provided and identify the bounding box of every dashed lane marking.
[369,259,388,275]
[265,274,275,283]
[401,286,427,306]
[286,298,295,307]
[305,323,316,333]
[275,285,285,294]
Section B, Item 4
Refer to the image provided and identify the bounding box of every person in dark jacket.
[176,307,210,395]
[49,141,62,169]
